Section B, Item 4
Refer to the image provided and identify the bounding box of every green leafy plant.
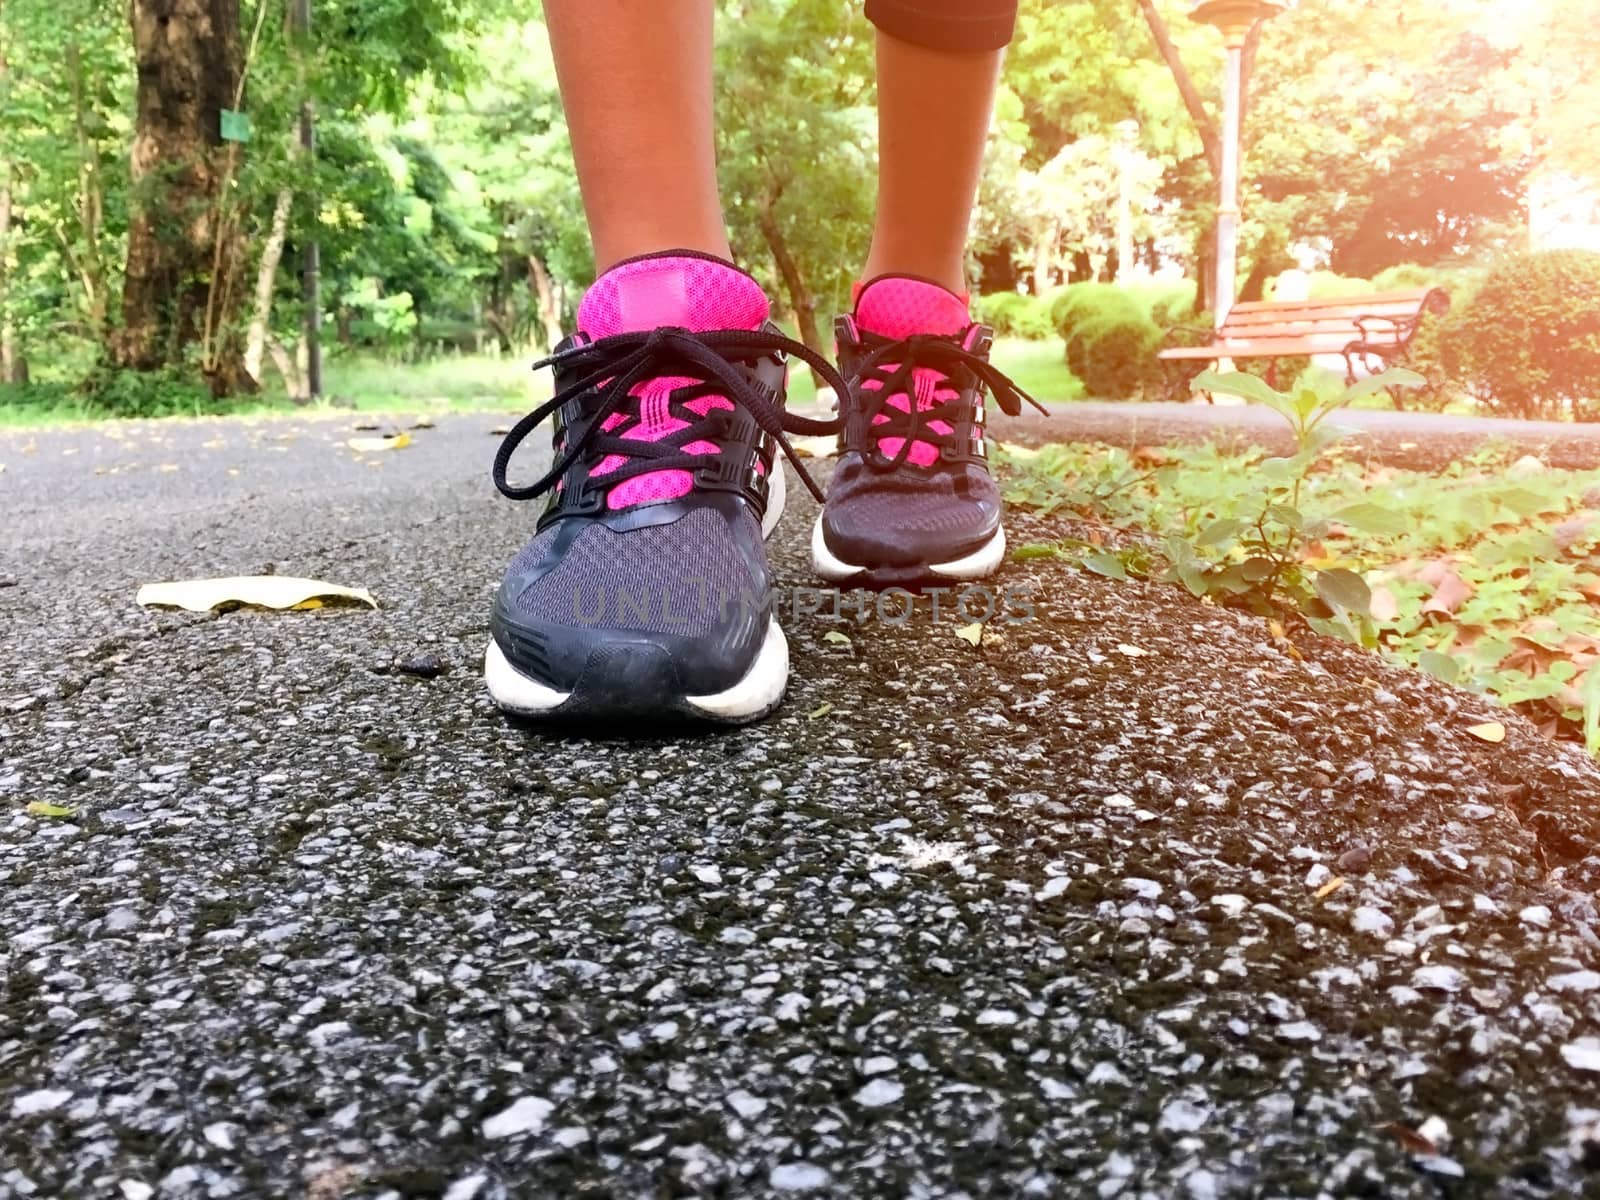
[1174,366,1424,634]
[1585,662,1600,760]
[1001,431,1600,748]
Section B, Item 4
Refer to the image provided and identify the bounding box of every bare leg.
[544,0,728,270]
[863,31,1005,293]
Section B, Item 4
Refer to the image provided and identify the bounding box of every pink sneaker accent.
[852,275,970,340]
[575,254,771,510]
[851,276,972,468]
[579,253,769,337]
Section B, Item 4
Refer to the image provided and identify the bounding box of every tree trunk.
[114,0,253,395]
[267,336,306,401]
[1031,222,1058,293]
[527,254,563,355]
[758,202,820,352]
[0,172,17,386]
[1134,0,1222,181]
[0,14,16,385]
[244,187,293,383]
[65,42,109,339]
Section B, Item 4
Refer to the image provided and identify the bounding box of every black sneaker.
[811,274,1046,587]
[486,251,843,723]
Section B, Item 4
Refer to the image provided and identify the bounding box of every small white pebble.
[1352,907,1394,935]
[727,1090,767,1120]
[202,1123,235,1150]
[482,1096,553,1140]
[1413,965,1466,992]
[853,1078,904,1108]
[1564,1038,1600,1072]
[1551,971,1600,994]
[770,1163,831,1191]
[1211,894,1248,918]
[1036,876,1069,901]
[10,1089,72,1117]
[1521,905,1553,928]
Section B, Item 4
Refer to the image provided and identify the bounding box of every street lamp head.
[1190,0,1285,44]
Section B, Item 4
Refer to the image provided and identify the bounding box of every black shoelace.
[848,331,1049,470]
[494,326,847,506]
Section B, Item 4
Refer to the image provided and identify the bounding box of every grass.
[0,335,1087,429]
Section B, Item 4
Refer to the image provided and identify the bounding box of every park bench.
[1159,287,1451,401]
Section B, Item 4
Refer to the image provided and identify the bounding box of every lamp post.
[1190,0,1283,328]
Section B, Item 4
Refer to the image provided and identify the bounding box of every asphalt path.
[4,410,1600,1199]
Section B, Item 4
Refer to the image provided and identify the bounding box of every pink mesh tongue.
[852,276,972,468]
[576,255,771,510]
[853,275,970,340]
[579,253,769,337]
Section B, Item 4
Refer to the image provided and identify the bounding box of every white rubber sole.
[484,617,789,722]
[484,463,790,722]
[809,516,1007,583]
[761,459,786,539]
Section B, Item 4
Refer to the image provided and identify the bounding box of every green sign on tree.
[220,109,251,143]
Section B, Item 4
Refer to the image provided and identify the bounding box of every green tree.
[716,0,875,350]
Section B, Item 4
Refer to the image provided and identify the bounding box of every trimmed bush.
[1050,282,1182,399]
[1123,280,1199,330]
[1069,314,1161,399]
[1435,250,1600,421]
[973,291,1055,340]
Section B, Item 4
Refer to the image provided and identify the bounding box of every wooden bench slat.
[1160,339,1366,360]
[1157,287,1449,365]
[1227,288,1434,314]
[1222,306,1422,328]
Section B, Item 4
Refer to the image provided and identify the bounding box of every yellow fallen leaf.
[1314,876,1347,899]
[807,702,832,720]
[993,442,1040,460]
[347,432,412,453]
[27,801,74,819]
[822,630,851,646]
[955,623,983,646]
[1467,721,1506,744]
[790,435,838,459]
[136,576,378,614]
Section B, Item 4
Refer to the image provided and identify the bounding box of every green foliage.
[1001,433,1600,746]
[1121,280,1198,329]
[1070,314,1162,400]
[1161,366,1425,630]
[1049,284,1163,399]
[715,0,875,347]
[1435,250,1600,421]
[80,367,217,418]
[974,292,1055,340]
